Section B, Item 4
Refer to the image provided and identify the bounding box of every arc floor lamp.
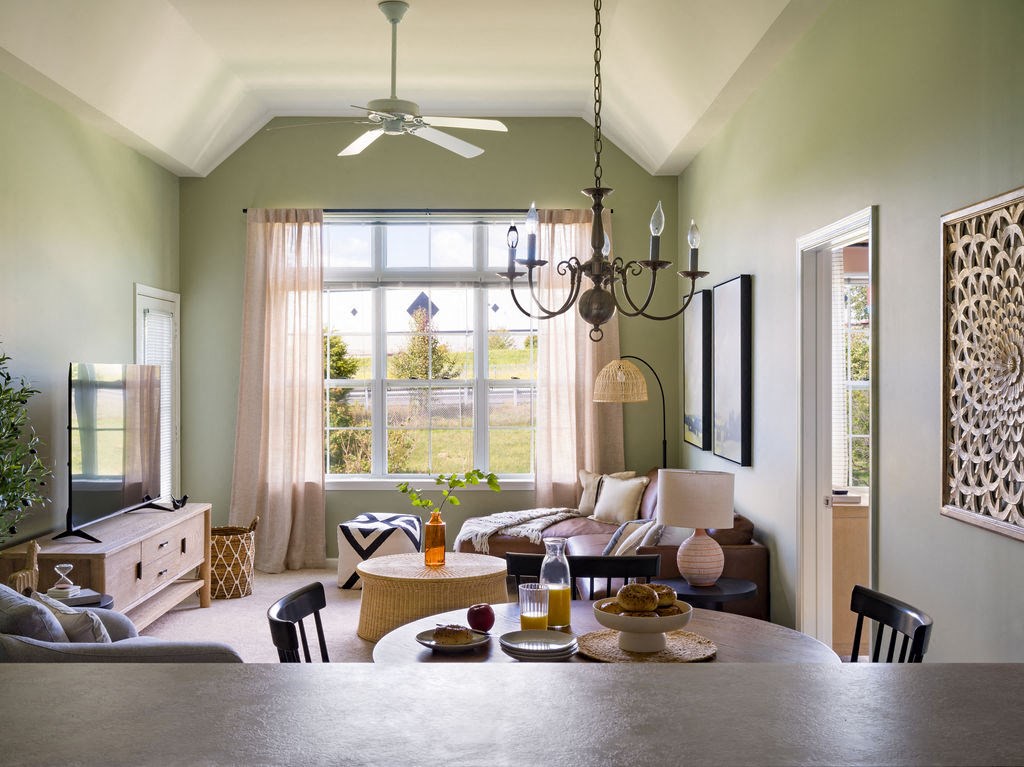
[593,355,667,468]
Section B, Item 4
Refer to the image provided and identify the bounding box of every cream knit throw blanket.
[455,507,582,554]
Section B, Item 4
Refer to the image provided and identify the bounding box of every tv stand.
[0,503,212,630]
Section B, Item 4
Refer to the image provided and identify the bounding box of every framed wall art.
[712,275,752,466]
[941,185,1024,542]
[683,290,712,450]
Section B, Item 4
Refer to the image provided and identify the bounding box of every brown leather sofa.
[455,467,770,621]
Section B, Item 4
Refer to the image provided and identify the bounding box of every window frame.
[323,213,537,490]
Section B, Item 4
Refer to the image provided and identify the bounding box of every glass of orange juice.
[518,583,549,630]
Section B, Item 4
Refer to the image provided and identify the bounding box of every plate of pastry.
[416,624,490,653]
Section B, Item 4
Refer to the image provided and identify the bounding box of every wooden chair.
[267,582,330,663]
[505,552,661,599]
[849,584,933,663]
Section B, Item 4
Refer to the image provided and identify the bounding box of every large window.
[323,215,537,481]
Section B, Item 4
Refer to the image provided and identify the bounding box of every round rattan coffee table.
[356,552,508,641]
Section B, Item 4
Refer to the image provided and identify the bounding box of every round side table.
[356,552,508,641]
[653,577,757,612]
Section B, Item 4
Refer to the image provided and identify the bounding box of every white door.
[796,208,876,648]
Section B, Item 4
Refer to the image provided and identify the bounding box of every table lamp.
[656,469,734,586]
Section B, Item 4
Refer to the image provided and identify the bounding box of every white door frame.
[795,206,877,641]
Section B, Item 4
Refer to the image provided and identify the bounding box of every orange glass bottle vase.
[424,509,446,567]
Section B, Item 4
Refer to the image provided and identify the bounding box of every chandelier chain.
[593,0,603,190]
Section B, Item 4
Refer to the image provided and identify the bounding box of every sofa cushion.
[32,591,111,643]
[602,519,660,556]
[0,583,68,643]
[591,475,650,524]
[710,513,754,545]
[578,470,636,516]
[542,516,616,540]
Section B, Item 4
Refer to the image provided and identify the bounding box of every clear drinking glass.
[518,583,549,630]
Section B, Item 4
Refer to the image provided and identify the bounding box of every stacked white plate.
[498,630,578,662]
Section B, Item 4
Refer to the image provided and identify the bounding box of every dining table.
[372,599,840,663]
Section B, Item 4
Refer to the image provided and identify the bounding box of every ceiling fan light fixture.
[499,0,709,342]
[335,1,506,158]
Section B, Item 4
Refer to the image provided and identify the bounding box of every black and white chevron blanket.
[454,507,582,554]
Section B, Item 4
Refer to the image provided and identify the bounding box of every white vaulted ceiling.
[0,0,827,177]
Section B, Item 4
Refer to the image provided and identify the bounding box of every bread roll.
[621,610,659,617]
[432,624,474,645]
[648,583,677,608]
[656,604,683,616]
[597,600,624,614]
[616,583,658,612]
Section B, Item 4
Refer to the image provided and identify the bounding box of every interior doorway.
[796,207,877,655]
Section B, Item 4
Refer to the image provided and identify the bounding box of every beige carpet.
[142,568,376,663]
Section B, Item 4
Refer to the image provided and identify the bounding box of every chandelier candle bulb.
[524,202,539,265]
[506,222,518,273]
[687,219,701,272]
[649,201,664,261]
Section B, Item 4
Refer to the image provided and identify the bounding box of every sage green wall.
[0,69,180,542]
[179,118,678,552]
[677,0,1024,660]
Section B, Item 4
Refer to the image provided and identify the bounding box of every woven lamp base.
[676,528,724,586]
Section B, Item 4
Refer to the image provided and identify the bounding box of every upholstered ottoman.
[337,513,423,589]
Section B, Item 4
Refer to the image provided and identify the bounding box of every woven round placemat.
[577,630,717,663]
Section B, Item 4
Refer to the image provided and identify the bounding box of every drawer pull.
[157,540,170,549]
[136,562,143,580]
[158,568,169,578]
[181,537,187,554]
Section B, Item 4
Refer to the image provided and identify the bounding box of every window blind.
[143,307,174,500]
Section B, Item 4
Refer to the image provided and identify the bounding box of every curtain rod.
[240,207,613,214]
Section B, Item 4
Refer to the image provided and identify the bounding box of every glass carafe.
[539,537,571,629]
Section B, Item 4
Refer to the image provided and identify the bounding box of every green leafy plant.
[0,351,51,544]
[396,469,501,515]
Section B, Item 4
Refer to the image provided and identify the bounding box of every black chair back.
[505,552,661,600]
[267,581,330,663]
[849,584,933,663]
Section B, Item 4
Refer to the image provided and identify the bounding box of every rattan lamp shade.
[593,359,648,403]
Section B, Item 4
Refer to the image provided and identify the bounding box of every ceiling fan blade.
[421,116,507,132]
[414,127,484,158]
[265,119,350,132]
[338,129,384,156]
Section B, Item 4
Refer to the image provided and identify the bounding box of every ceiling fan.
[339,0,507,158]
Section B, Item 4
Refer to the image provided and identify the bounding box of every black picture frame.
[712,275,752,466]
[682,290,712,450]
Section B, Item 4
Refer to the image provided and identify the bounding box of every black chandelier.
[499,0,708,342]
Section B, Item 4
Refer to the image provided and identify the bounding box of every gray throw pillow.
[0,583,69,643]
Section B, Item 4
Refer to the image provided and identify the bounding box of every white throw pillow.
[606,519,658,556]
[655,525,696,547]
[591,475,650,525]
[578,469,636,516]
[32,591,111,644]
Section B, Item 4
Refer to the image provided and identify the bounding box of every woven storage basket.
[210,516,259,599]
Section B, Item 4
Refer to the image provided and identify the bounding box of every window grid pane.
[325,218,537,478]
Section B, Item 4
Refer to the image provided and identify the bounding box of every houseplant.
[0,351,51,545]
[397,469,500,566]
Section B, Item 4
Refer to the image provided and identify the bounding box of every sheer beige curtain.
[534,209,624,507]
[230,209,326,572]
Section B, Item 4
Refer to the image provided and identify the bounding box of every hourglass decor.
[47,562,81,598]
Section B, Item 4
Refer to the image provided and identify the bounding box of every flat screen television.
[55,362,163,542]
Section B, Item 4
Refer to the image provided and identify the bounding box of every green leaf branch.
[396,469,501,516]
[0,351,52,544]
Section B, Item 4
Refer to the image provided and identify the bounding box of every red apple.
[467,603,495,632]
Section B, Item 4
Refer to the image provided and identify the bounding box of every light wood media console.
[0,502,211,630]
